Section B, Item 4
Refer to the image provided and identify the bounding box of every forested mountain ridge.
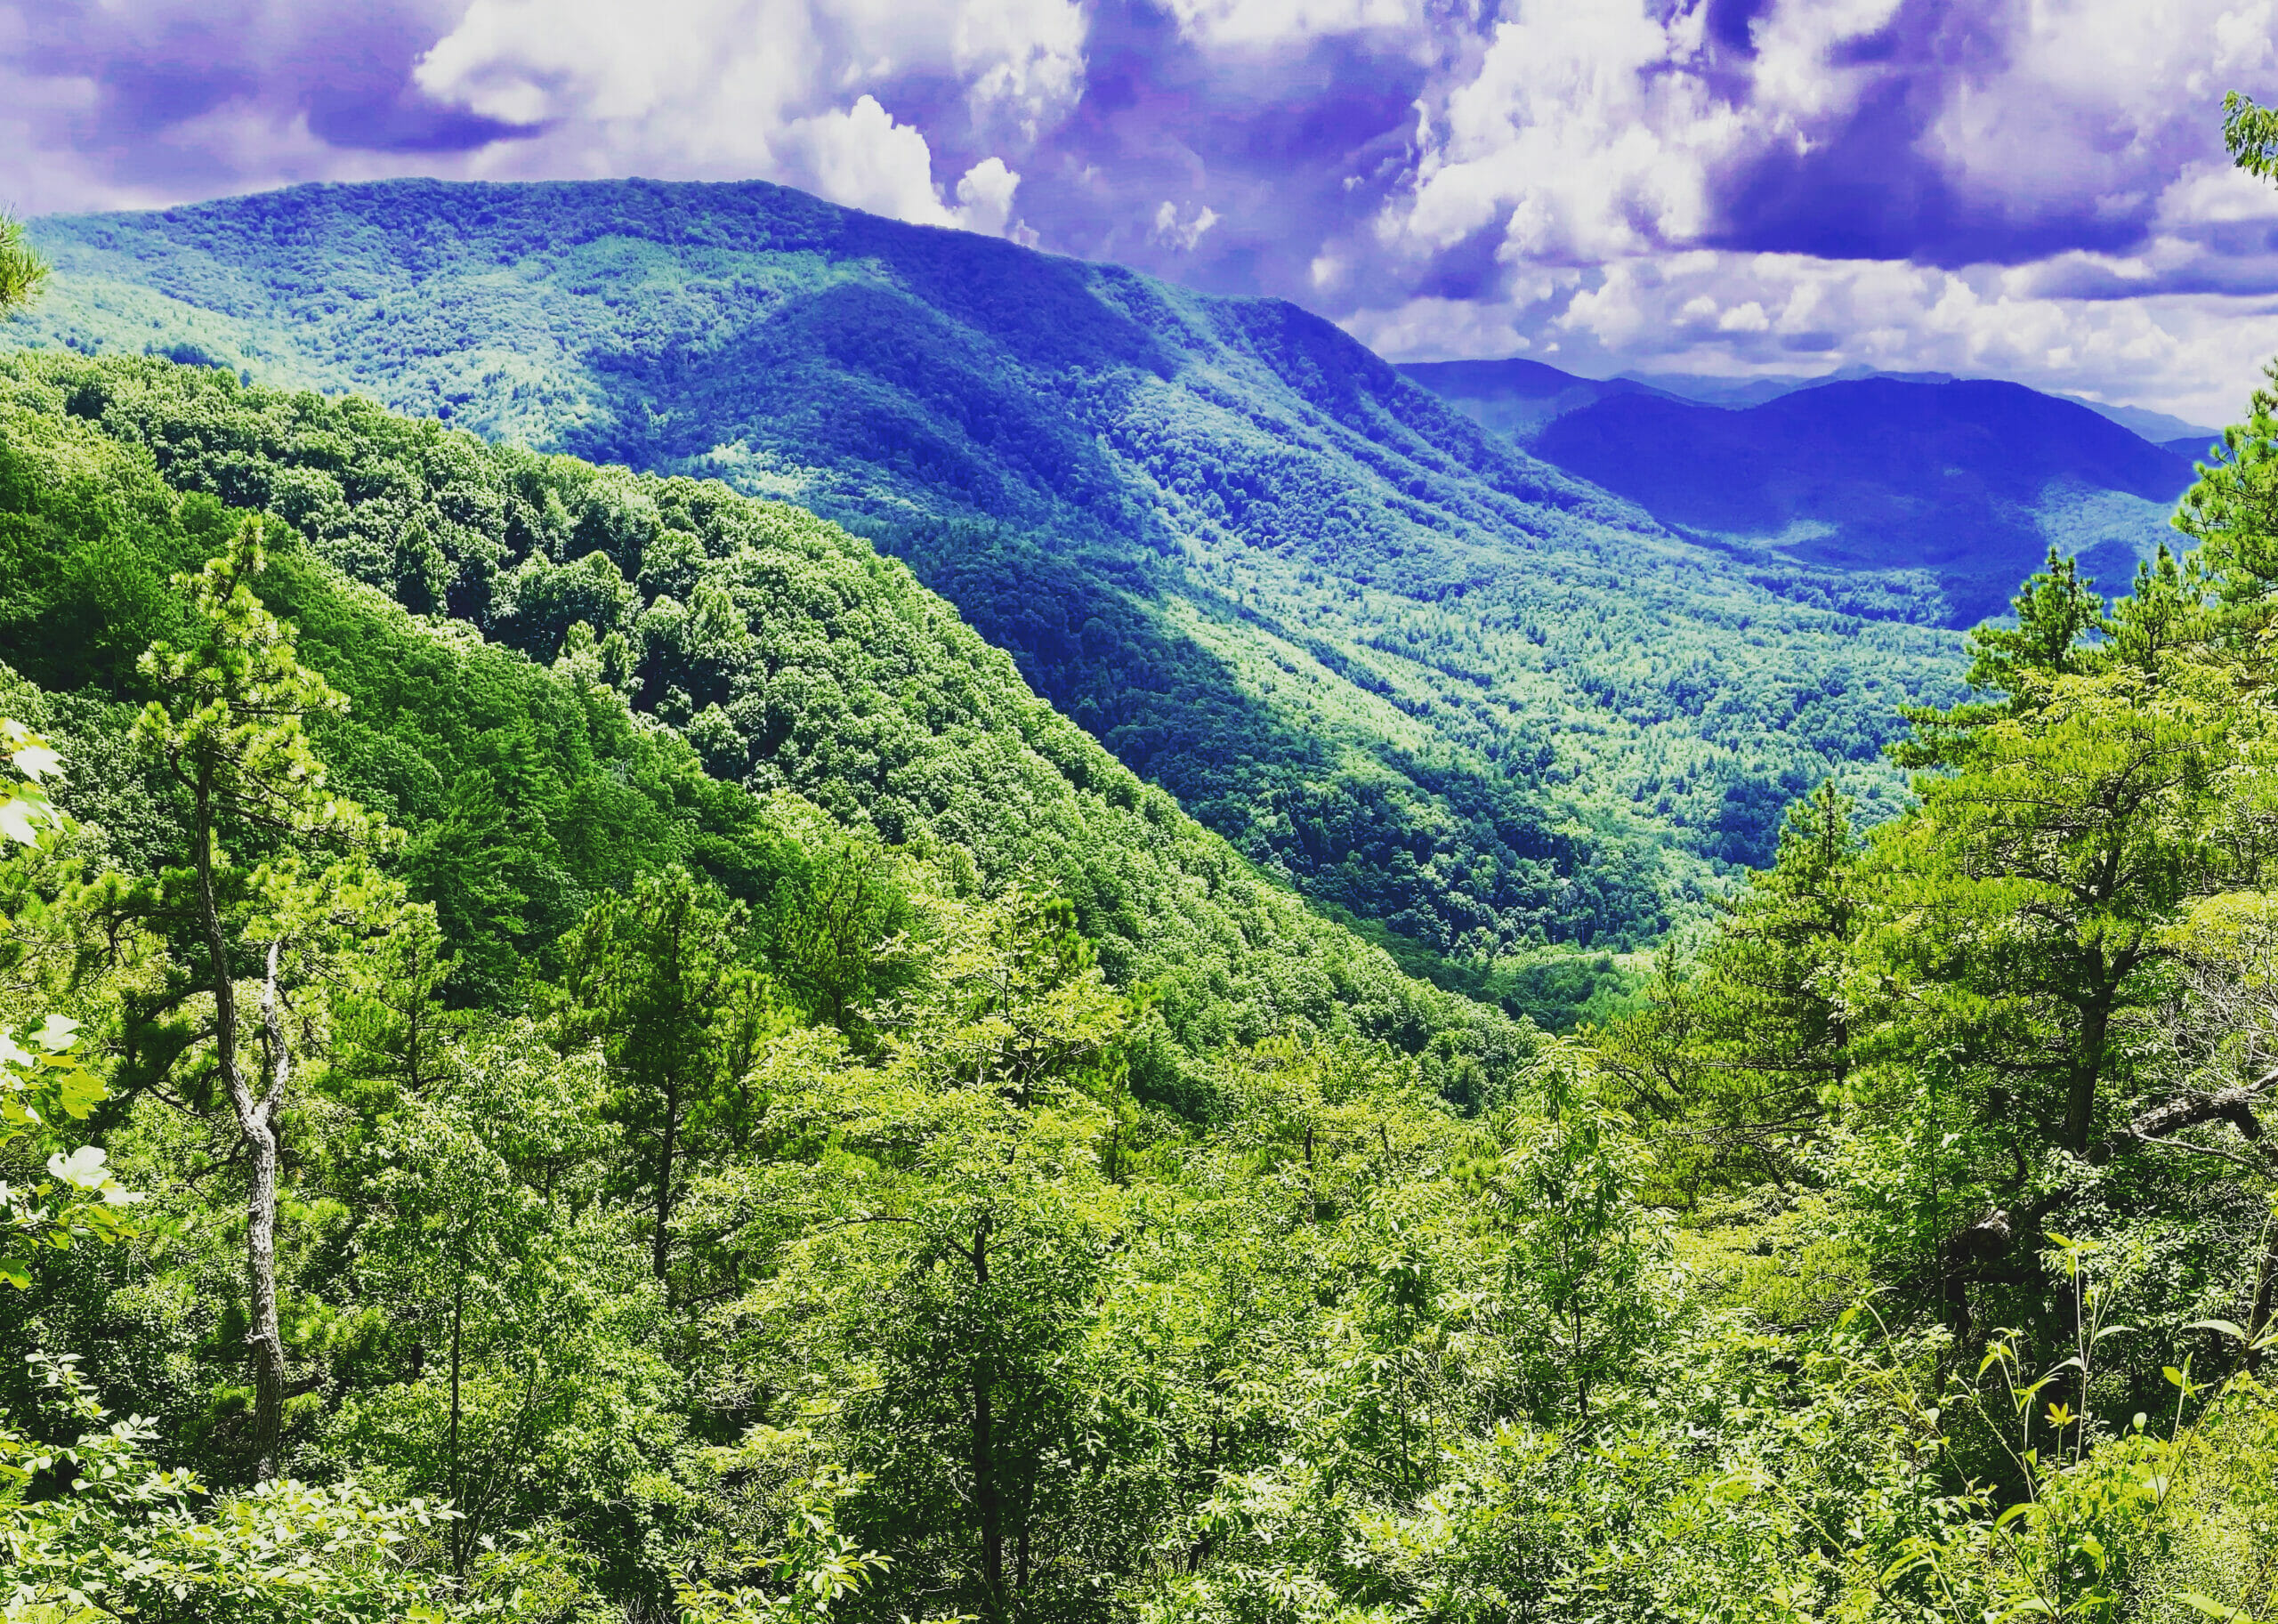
[11,334,2278,1620]
[1406,358,2202,628]
[0,350,1531,1104]
[20,179,1967,957]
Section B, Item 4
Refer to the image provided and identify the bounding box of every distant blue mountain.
[1402,360,2202,627]
[1621,366,2220,445]
[1625,368,1961,410]
[1389,359,1678,442]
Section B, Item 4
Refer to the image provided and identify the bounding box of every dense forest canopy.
[10,96,2278,1624]
[20,179,1970,979]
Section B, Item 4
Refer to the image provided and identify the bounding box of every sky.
[5,0,2278,423]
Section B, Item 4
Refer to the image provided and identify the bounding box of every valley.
[22,180,1972,975]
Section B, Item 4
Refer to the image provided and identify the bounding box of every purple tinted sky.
[5,0,2278,418]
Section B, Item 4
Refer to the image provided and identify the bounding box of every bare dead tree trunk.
[243,941,290,1482]
[189,759,290,1482]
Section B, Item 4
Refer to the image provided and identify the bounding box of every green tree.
[1491,1045,1655,1426]
[0,719,139,1287]
[1877,667,2242,1159]
[2224,91,2278,182]
[131,520,386,1479]
[0,214,45,318]
[3,1353,459,1622]
[860,897,1124,1612]
[727,891,1131,1620]
[1893,549,2110,772]
[768,836,914,1035]
[343,1030,628,1578]
[1602,781,1865,1193]
[561,864,773,1287]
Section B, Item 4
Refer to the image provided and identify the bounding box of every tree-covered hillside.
[1405,360,2200,630]
[20,181,1967,958]
[12,105,2278,1612]
[1532,379,2199,627]
[0,352,1532,1104]
[1393,357,1677,445]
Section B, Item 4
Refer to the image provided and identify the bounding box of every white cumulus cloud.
[1385,0,1753,264]
[785,97,1029,234]
[409,0,1076,233]
[1344,249,2278,424]
[1151,199,1221,251]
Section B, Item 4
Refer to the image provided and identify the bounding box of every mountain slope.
[1403,360,2201,627]
[1529,379,2196,626]
[1386,358,1678,445]
[0,350,1533,1103]
[20,178,1967,951]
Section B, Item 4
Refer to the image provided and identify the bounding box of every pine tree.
[133,519,386,1479]
[0,213,46,317]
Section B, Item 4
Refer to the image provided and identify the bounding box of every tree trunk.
[194,772,288,1481]
[970,1216,1005,1615]
[1573,1304,1588,1426]
[2250,1223,2278,1378]
[406,933,424,1092]
[243,1088,286,1480]
[974,1374,1003,1610]
[2066,996,2112,1155]
[245,942,293,1481]
[448,1274,465,1574]
[653,1071,679,1286]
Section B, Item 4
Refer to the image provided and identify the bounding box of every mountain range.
[15,177,2192,971]
[1400,359,2207,628]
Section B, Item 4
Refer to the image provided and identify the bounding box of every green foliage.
[0,351,1535,1105]
[0,216,44,321]
[0,720,140,1291]
[0,721,63,848]
[0,1013,136,1291]
[561,865,779,1284]
[16,179,1970,959]
[2224,93,2278,182]
[672,1474,887,1624]
[1486,1046,1659,1425]
[3,1353,458,1623]
[4,102,2278,1623]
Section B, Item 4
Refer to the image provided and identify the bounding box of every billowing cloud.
[1151,199,1220,250]
[6,0,2278,418]
[0,0,1070,236]
[406,0,1073,229]
[1345,250,2278,426]
[0,0,516,214]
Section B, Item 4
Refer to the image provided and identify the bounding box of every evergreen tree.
[0,214,44,318]
[131,521,388,1479]
[561,863,773,1289]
